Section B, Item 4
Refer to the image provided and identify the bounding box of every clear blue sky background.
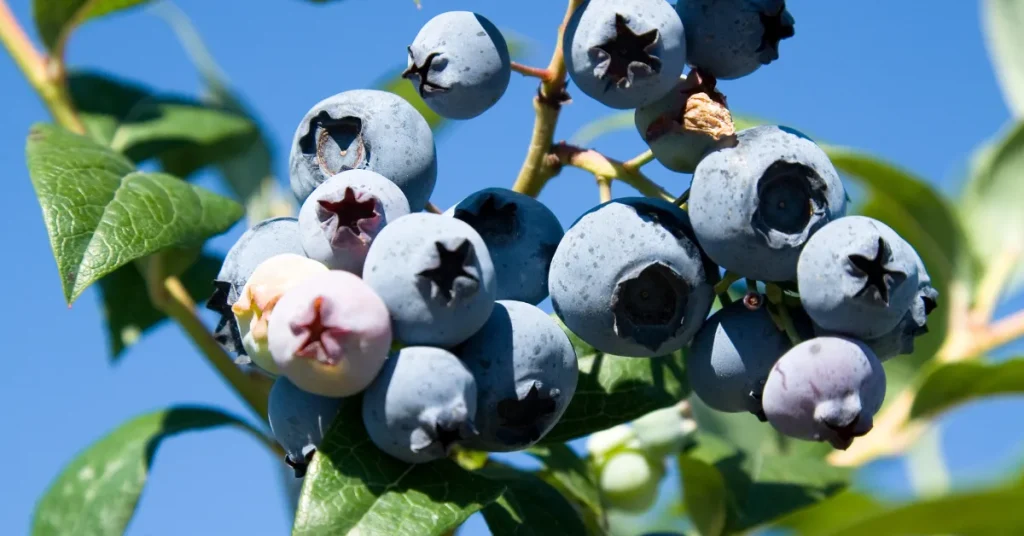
[2,0,1024,535]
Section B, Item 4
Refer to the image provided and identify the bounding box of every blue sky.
[1,0,1023,535]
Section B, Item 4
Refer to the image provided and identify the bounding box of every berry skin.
[288,90,437,210]
[761,337,886,450]
[824,248,939,361]
[298,169,411,275]
[403,11,511,120]
[267,376,344,478]
[458,300,579,451]
[634,72,735,173]
[597,450,664,512]
[362,346,478,464]
[267,271,392,397]
[563,0,687,109]
[447,188,564,305]
[363,213,497,347]
[798,216,921,339]
[549,198,716,357]
[688,125,847,282]
[676,0,795,80]
[232,254,328,375]
[207,217,305,355]
[686,300,794,417]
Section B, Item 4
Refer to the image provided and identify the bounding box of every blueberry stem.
[745,278,758,294]
[623,149,656,170]
[550,143,674,201]
[971,246,1021,325]
[672,188,690,207]
[425,201,443,214]
[596,175,613,202]
[510,61,554,81]
[511,0,585,197]
[713,272,742,296]
[0,0,86,134]
[764,283,801,345]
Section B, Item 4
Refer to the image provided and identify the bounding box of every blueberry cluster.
[207,2,933,475]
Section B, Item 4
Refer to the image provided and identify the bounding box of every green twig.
[623,149,655,170]
[713,272,742,296]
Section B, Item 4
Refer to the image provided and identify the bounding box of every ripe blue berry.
[404,11,511,120]
[362,346,478,464]
[688,125,847,282]
[676,0,795,80]
[267,376,344,477]
[363,213,496,347]
[564,0,687,109]
[761,337,886,450]
[298,169,411,275]
[288,90,437,210]
[798,216,920,339]
[447,188,563,305]
[686,300,793,417]
[549,198,715,357]
[458,301,578,451]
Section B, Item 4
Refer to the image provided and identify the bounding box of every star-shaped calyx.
[316,187,382,246]
[757,4,795,58]
[496,383,560,444]
[284,449,316,478]
[848,238,906,306]
[454,195,520,244]
[402,46,450,97]
[822,414,868,451]
[591,13,661,90]
[291,296,349,366]
[417,240,479,304]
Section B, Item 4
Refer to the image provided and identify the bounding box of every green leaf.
[26,123,243,304]
[689,396,833,459]
[770,482,1024,536]
[540,315,690,444]
[33,0,153,51]
[153,2,294,221]
[32,406,263,536]
[479,462,588,536]
[962,121,1024,294]
[677,454,728,536]
[686,432,851,533]
[526,444,605,532]
[984,0,1024,117]
[68,71,260,179]
[911,358,1024,419]
[294,402,505,536]
[99,253,221,359]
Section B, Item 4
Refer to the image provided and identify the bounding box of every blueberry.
[446,188,564,305]
[549,197,716,357]
[634,73,736,173]
[761,336,886,450]
[363,213,496,347]
[688,125,847,282]
[457,300,578,451]
[597,449,664,512]
[362,346,478,464]
[829,247,938,361]
[686,300,793,417]
[231,254,328,375]
[798,216,921,339]
[267,270,392,397]
[403,11,511,120]
[288,90,437,210]
[298,169,411,275]
[563,0,687,109]
[207,217,305,355]
[676,0,795,80]
[267,376,344,478]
